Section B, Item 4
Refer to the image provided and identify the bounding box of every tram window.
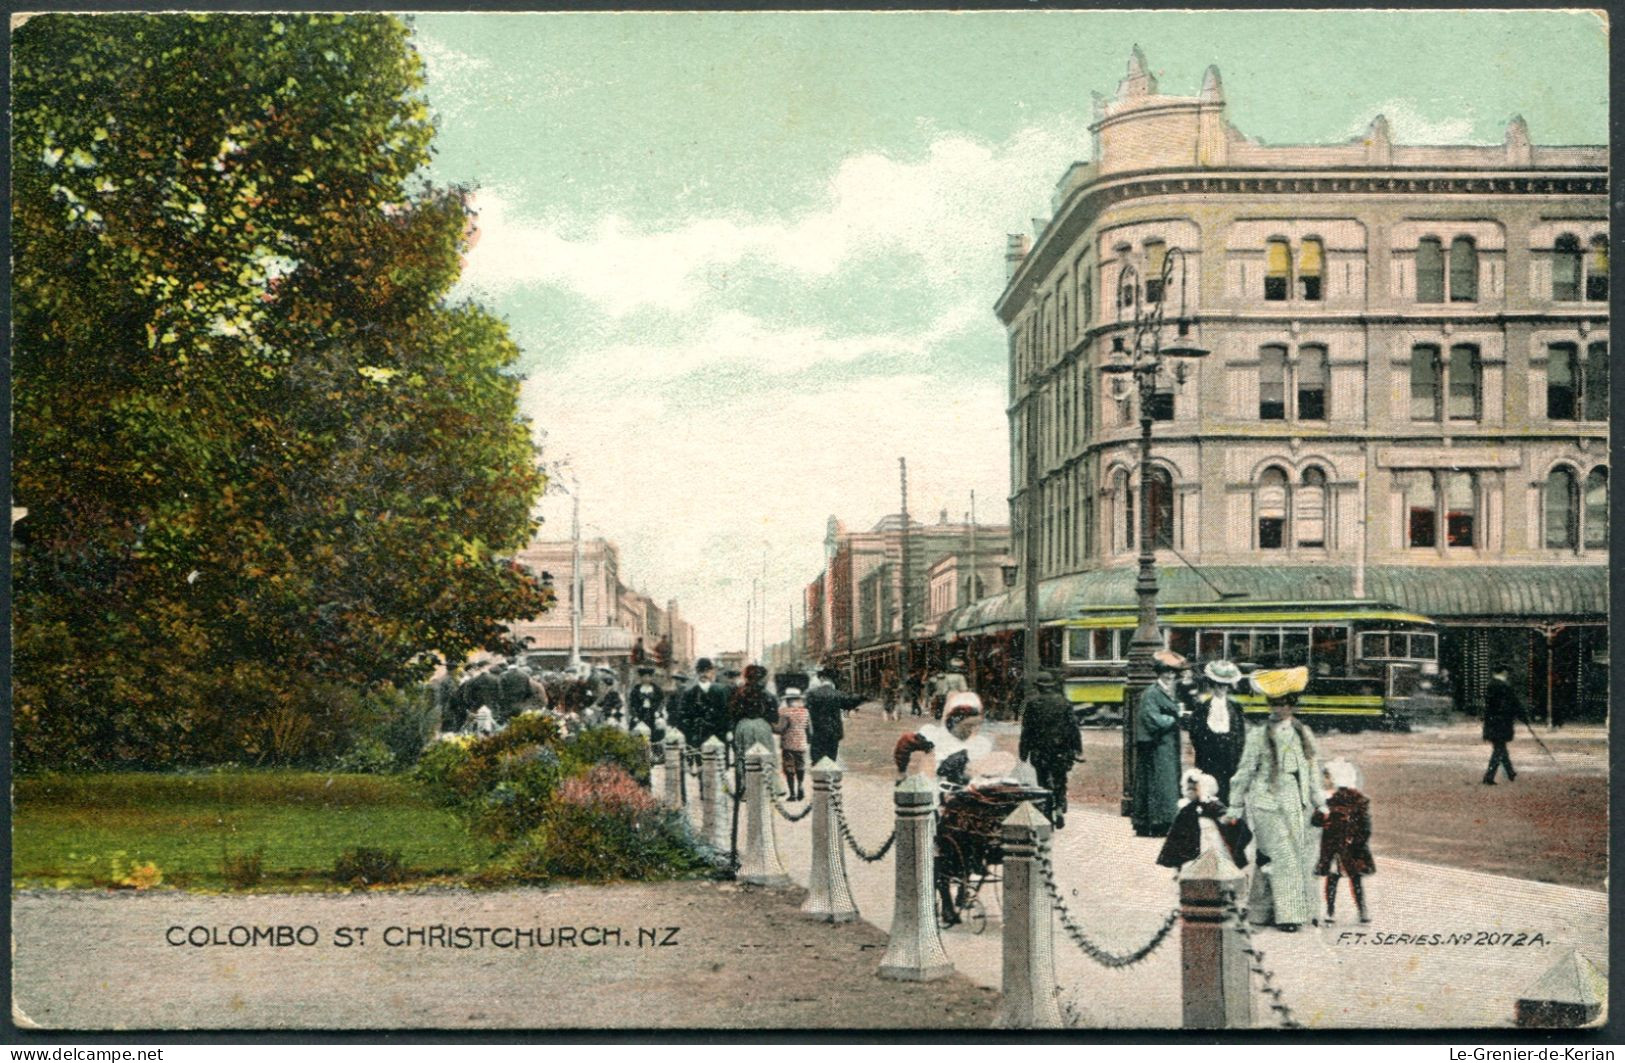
[1252,631,1281,665]
[1067,630,1089,661]
[1092,629,1113,660]
[1228,632,1255,662]
[1311,626,1348,676]
[1198,631,1224,659]
[1359,632,1391,659]
[1167,629,1195,659]
[1115,630,1133,660]
[1410,632,1438,661]
[1281,631,1310,667]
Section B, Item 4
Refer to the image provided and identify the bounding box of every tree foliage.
[13,14,550,770]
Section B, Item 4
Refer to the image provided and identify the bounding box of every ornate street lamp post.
[1099,246,1208,820]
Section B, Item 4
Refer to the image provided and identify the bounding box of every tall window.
[1297,345,1328,421]
[1410,344,1480,421]
[1416,238,1445,302]
[1446,344,1481,420]
[1410,345,1441,421]
[1553,234,1582,301]
[1297,467,1327,548]
[1081,269,1093,327]
[1264,238,1291,301]
[1116,245,1135,309]
[1259,345,1287,420]
[1118,469,1134,551]
[1149,378,1175,422]
[1585,467,1609,549]
[1257,467,1289,549]
[1444,472,1476,547]
[1449,237,1478,302]
[1399,470,1436,548]
[1298,238,1324,300]
[1587,236,1609,301]
[1148,467,1174,547]
[1545,467,1577,549]
[1547,341,1608,422]
[1144,240,1167,303]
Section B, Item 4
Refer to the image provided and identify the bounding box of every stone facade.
[997,49,1607,718]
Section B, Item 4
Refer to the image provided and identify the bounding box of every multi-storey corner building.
[996,49,1607,719]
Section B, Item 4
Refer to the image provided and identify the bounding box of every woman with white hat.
[1186,659,1248,804]
[1225,667,1326,932]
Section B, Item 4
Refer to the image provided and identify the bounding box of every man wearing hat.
[1186,660,1248,804]
[1018,670,1084,828]
[1131,652,1186,837]
[628,666,665,741]
[1227,666,1325,932]
[1481,664,1527,784]
[679,659,731,747]
[805,667,862,765]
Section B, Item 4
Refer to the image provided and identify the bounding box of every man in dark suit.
[1482,664,1527,784]
[805,668,863,765]
[628,665,665,740]
[1018,670,1084,828]
[681,658,732,746]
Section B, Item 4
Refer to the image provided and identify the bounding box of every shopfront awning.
[947,563,1606,632]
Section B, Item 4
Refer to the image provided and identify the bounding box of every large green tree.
[13,14,550,769]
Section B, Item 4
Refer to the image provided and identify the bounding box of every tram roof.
[945,564,1606,634]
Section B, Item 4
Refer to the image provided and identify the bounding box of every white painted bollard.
[1180,847,1253,1029]
[739,743,790,886]
[632,722,653,786]
[801,757,858,923]
[662,727,685,807]
[999,801,1062,1027]
[878,772,953,981]
[699,736,728,851]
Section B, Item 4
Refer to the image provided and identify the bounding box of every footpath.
[668,732,1608,1029]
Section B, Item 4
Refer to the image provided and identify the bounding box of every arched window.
[1587,236,1609,301]
[1447,344,1482,420]
[1259,345,1287,420]
[1416,237,1445,302]
[1297,467,1327,548]
[1410,345,1441,421]
[1144,240,1167,303]
[1544,467,1577,549]
[1147,467,1174,547]
[1257,467,1289,549]
[1081,269,1094,326]
[1545,341,1609,422]
[1116,245,1136,310]
[1297,345,1328,421]
[1264,238,1291,301]
[1585,467,1609,550]
[1444,472,1476,548]
[1553,234,1582,301]
[1298,238,1324,300]
[1117,469,1135,552]
[1449,236,1478,302]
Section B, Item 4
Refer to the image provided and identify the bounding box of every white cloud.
[458,120,1091,320]
[1342,99,1477,145]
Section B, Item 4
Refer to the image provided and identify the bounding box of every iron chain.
[828,787,896,862]
[1039,850,1178,968]
[1223,894,1302,1029]
[771,789,812,822]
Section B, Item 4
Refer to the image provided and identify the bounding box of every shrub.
[331,736,397,774]
[561,725,650,785]
[474,745,565,842]
[222,848,265,889]
[555,762,658,817]
[331,846,406,887]
[412,737,475,806]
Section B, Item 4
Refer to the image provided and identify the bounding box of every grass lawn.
[13,770,496,891]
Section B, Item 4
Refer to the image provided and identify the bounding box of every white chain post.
[1179,847,1253,1029]
[999,801,1062,1028]
[699,736,728,850]
[801,757,858,923]
[878,773,953,981]
[631,722,653,786]
[662,727,685,808]
[739,743,790,886]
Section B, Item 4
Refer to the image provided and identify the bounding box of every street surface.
[694,704,1608,1028]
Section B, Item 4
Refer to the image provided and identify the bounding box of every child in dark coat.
[1157,770,1251,870]
[1313,759,1375,923]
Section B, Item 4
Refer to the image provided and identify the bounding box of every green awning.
[948,564,1606,631]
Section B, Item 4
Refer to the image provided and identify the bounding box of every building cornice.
[996,166,1608,322]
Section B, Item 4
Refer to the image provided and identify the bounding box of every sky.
[407,10,1608,659]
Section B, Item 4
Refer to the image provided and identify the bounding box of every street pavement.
[661,728,1609,1029]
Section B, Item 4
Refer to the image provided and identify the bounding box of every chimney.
[1006,233,1032,279]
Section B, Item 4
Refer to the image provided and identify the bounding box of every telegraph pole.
[1023,376,1041,701]
[899,458,913,693]
[969,489,979,602]
[569,488,583,668]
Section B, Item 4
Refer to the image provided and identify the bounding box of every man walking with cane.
[1482,664,1528,785]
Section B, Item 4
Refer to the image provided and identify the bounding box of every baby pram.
[934,779,1054,933]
